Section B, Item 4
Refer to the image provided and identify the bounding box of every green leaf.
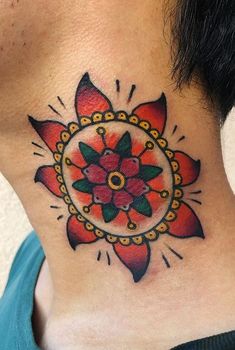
[115,131,132,157]
[102,203,119,223]
[139,165,162,182]
[72,178,94,193]
[79,142,100,164]
[132,196,152,217]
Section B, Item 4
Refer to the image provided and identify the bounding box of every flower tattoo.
[29,73,204,282]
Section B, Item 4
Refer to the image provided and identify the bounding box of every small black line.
[50,205,60,209]
[190,190,202,195]
[33,152,44,157]
[116,79,120,93]
[57,96,66,109]
[166,244,183,260]
[57,215,64,221]
[187,198,202,205]
[127,84,136,103]
[48,104,62,117]
[177,135,186,143]
[172,125,178,135]
[162,253,171,268]
[106,251,111,266]
[97,250,101,261]
[32,141,46,151]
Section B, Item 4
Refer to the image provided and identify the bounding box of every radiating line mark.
[48,104,62,117]
[165,244,183,260]
[33,152,44,157]
[177,135,186,143]
[50,205,61,209]
[106,251,111,266]
[172,125,178,135]
[187,198,202,205]
[97,250,101,261]
[116,79,120,93]
[57,96,66,109]
[161,252,171,268]
[127,84,136,103]
[190,190,202,195]
[57,215,64,221]
[32,141,46,151]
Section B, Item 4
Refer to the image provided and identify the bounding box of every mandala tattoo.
[29,73,204,282]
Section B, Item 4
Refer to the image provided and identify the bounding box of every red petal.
[126,178,149,197]
[174,151,200,186]
[113,190,133,210]
[29,117,66,152]
[83,164,107,184]
[35,166,62,197]
[168,201,204,238]
[99,150,120,171]
[75,73,112,118]
[132,94,167,134]
[120,157,139,177]
[67,215,98,250]
[113,241,150,282]
[93,185,112,204]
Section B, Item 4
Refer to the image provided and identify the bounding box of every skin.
[0,1,235,349]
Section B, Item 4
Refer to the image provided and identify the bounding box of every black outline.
[113,239,151,283]
[132,93,167,135]
[74,73,113,124]
[174,150,201,187]
[34,165,63,198]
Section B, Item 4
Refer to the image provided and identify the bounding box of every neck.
[0,1,234,349]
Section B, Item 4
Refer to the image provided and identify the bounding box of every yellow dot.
[83,206,90,213]
[96,127,106,135]
[160,190,169,198]
[65,157,72,166]
[127,222,137,230]
[145,141,154,150]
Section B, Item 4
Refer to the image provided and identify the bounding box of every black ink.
[116,79,120,93]
[190,190,202,195]
[188,198,202,205]
[177,135,186,143]
[48,104,62,117]
[128,84,136,102]
[33,152,44,157]
[50,205,61,209]
[172,125,178,135]
[57,215,64,220]
[32,141,46,151]
[106,251,111,265]
[57,96,66,109]
[97,250,101,261]
[166,244,183,260]
[162,253,171,268]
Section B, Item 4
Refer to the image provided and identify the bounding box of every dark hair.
[167,0,235,124]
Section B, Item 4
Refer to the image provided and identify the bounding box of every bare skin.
[0,1,234,349]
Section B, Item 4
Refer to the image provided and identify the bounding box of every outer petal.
[93,185,112,204]
[174,151,200,186]
[75,73,112,118]
[67,215,98,250]
[99,150,120,172]
[35,165,63,197]
[132,93,167,134]
[113,190,133,210]
[113,241,151,282]
[126,178,149,197]
[120,157,139,177]
[83,164,107,184]
[29,116,66,152]
[168,201,204,238]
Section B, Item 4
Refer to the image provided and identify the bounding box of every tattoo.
[29,73,204,283]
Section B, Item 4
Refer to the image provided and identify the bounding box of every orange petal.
[132,93,167,134]
[168,201,204,238]
[29,117,66,152]
[113,241,150,282]
[75,73,112,118]
[35,166,63,197]
[174,151,200,186]
[67,215,98,250]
